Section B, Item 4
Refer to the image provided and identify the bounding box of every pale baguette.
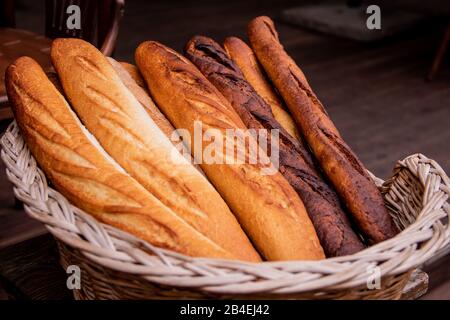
[6,56,253,260]
[51,39,260,262]
[136,41,325,261]
[119,61,146,87]
[107,57,201,173]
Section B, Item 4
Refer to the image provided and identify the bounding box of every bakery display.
[248,16,398,243]
[3,16,404,264]
[5,56,259,261]
[136,40,325,261]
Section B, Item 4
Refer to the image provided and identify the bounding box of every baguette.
[185,35,365,256]
[5,56,251,260]
[248,16,398,243]
[119,61,146,87]
[136,40,325,261]
[51,39,260,262]
[223,36,301,142]
[107,57,176,139]
[108,57,202,172]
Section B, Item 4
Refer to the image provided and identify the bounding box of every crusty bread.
[5,56,256,260]
[223,36,301,142]
[50,39,260,262]
[136,40,325,261]
[119,61,146,87]
[108,57,202,173]
[185,35,365,256]
[248,16,398,243]
[107,57,176,139]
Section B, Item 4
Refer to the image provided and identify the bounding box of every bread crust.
[50,39,260,262]
[108,57,176,139]
[248,16,398,243]
[185,35,365,256]
[5,56,254,260]
[136,40,325,261]
[223,36,301,142]
[119,61,146,87]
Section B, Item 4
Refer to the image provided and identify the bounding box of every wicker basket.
[1,121,449,300]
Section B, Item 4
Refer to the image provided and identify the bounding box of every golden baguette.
[108,57,203,173]
[51,39,260,262]
[5,56,252,260]
[136,41,325,261]
[223,36,301,142]
[107,57,176,139]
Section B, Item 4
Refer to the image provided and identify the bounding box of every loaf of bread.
[185,35,365,256]
[248,16,398,243]
[223,36,301,142]
[50,39,260,262]
[119,61,146,87]
[111,57,205,176]
[6,56,257,260]
[136,40,325,261]
[107,57,176,138]
[108,57,202,172]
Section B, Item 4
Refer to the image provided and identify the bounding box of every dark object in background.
[0,0,125,120]
[370,0,450,80]
[45,0,125,56]
[0,0,15,27]
[347,0,363,8]
[281,2,425,42]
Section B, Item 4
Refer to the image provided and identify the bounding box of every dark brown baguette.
[136,40,325,261]
[248,16,398,243]
[223,36,301,142]
[185,35,365,256]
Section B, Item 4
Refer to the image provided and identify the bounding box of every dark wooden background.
[1,0,449,299]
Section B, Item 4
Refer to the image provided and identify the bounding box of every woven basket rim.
[1,120,449,295]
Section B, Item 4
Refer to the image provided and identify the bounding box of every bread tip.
[5,56,36,82]
[184,35,210,52]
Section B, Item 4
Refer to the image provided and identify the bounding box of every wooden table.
[0,28,53,120]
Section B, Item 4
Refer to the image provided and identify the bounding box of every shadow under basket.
[1,121,449,300]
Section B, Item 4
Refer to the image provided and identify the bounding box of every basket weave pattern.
[1,121,449,299]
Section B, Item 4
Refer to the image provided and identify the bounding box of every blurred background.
[0,0,449,299]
